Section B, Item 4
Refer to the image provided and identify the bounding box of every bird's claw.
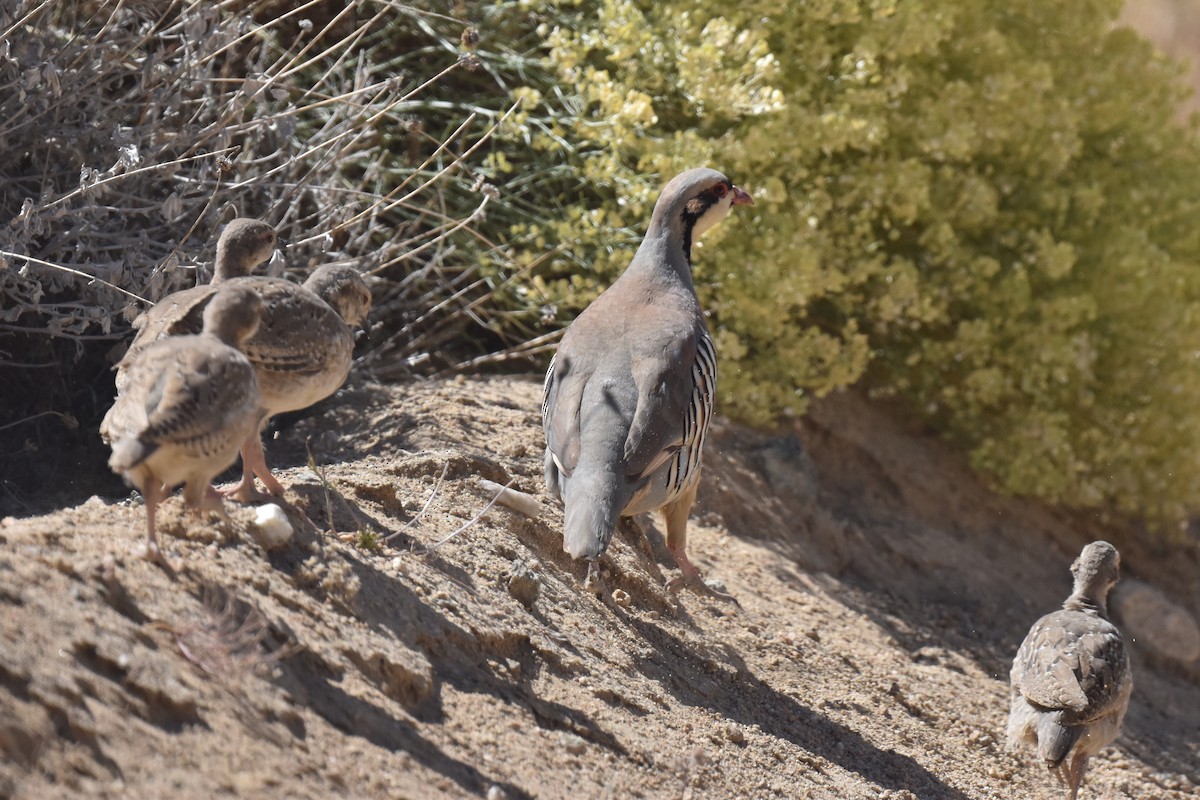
[140,541,177,574]
[219,478,280,504]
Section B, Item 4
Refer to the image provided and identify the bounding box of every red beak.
[731,185,754,206]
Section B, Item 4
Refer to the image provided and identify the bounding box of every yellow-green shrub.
[497,0,1200,525]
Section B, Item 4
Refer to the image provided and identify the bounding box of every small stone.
[724,723,745,744]
[704,578,729,595]
[251,504,293,550]
[486,787,507,800]
[612,589,632,608]
[507,559,541,608]
[561,732,586,755]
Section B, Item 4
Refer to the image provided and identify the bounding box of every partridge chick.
[541,167,752,600]
[101,285,265,567]
[218,264,372,501]
[1007,540,1133,800]
[116,218,276,391]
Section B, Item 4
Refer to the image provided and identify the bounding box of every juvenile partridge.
[218,264,372,501]
[116,217,276,391]
[1007,540,1133,800]
[101,285,265,567]
[541,167,752,600]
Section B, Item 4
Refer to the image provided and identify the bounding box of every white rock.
[252,504,293,550]
[477,478,542,518]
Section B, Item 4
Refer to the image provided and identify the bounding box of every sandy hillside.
[0,375,1197,800]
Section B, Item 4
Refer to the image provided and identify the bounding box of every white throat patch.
[691,192,735,239]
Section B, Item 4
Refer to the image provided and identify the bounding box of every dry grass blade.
[164,585,292,680]
[412,476,515,555]
[383,460,448,542]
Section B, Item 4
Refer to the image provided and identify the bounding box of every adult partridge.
[101,285,265,568]
[115,218,276,391]
[1007,540,1133,800]
[541,167,752,600]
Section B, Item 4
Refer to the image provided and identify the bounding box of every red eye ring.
[713,183,728,198]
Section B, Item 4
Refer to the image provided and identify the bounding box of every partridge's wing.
[139,341,260,448]
[1012,609,1128,724]
[542,348,590,476]
[621,327,715,483]
[238,281,349,378]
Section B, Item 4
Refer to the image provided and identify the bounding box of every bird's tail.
[1037,711,1082,769]
[561,459,627,560]
[109,436,157,474]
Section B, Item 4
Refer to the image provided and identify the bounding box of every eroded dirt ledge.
[1,376,1196,799]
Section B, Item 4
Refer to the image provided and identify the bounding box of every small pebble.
[251,504,293,549]
[561,732,587,755]
[612,589,632,608]
[704,578,729,595]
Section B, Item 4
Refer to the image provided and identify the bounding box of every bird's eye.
[712,183,728,198]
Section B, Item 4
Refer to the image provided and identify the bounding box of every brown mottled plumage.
[1007,540,1133,800]
[115,218,276,391]
[541,167,752,601]
[215,265,372,501]
[101,285,265,567]
[117,222,371,501]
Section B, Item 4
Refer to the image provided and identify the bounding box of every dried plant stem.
[413,477,516,555]
[384,461,448,542]
[0,251,147,304]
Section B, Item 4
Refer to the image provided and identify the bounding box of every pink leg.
[185,480,230,524]
[1066,753,1088,800]
[141,480,174,571]
[660,477,737,604]
[220,435,285,502]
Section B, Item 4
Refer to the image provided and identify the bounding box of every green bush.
[499,0,1200,526]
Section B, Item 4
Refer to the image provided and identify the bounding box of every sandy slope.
[0,376,1196,799]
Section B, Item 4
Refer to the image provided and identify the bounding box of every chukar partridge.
[541,167,752,600]
[1007,540,1133,800]
[101,285,265,567]
[116,218,276,391]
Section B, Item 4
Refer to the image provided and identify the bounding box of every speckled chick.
[213,265,372,501]
[101,285,265,568]
[115,218,276,392]
[115,252,371,501]
[1007,540,1133,800]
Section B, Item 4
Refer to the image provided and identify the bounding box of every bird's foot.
[583,560,604,594]
[219,476,278,504]
[666,548,738,605]
[139,539,176,574]
[254,470,286,498]
[191,486,232,524]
